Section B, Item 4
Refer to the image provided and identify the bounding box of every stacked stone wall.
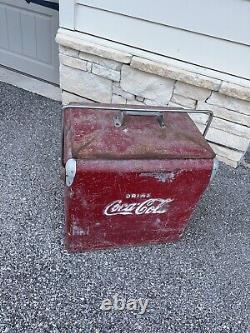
[57,37,250,167]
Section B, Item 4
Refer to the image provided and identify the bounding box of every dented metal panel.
[63,104,215,252]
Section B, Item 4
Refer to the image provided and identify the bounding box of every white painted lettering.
[103,198,173,216]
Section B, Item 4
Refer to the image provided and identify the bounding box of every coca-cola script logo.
[103,198,173,216]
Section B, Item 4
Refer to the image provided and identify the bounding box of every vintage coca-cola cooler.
[62,104,218,252]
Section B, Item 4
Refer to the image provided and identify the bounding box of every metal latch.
[65,159,76,187]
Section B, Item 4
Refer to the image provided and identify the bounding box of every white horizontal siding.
[59,0,75,29]
[59,0,250,80]
[77,0,250,45]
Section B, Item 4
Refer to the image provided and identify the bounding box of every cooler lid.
[63,104,215,163]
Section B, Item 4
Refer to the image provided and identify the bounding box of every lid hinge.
[210,158,219,183]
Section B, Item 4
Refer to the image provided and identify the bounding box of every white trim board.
[0,65,62,101]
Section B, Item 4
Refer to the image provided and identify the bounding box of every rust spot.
[74,136,97,156]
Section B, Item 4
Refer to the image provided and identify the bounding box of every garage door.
[0,0,59,84]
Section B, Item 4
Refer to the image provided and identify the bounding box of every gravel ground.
[0,82,249,333]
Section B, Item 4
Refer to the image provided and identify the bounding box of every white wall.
[59,0,250,80]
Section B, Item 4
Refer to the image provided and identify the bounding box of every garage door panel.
[36,15,52,64]
[0,0,59,84]
[0,5,8,48]
[20,12,36,59]
[6,7,22,53]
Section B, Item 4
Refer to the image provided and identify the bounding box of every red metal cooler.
[62,104,217,252]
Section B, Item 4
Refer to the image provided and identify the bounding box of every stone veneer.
[56,30,250,168]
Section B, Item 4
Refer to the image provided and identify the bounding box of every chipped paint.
[71,225,89,236]
[139,171,181,183]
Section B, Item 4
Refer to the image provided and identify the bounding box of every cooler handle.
[114,110,166,128]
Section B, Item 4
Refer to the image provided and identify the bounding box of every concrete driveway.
[0,82,249,333]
